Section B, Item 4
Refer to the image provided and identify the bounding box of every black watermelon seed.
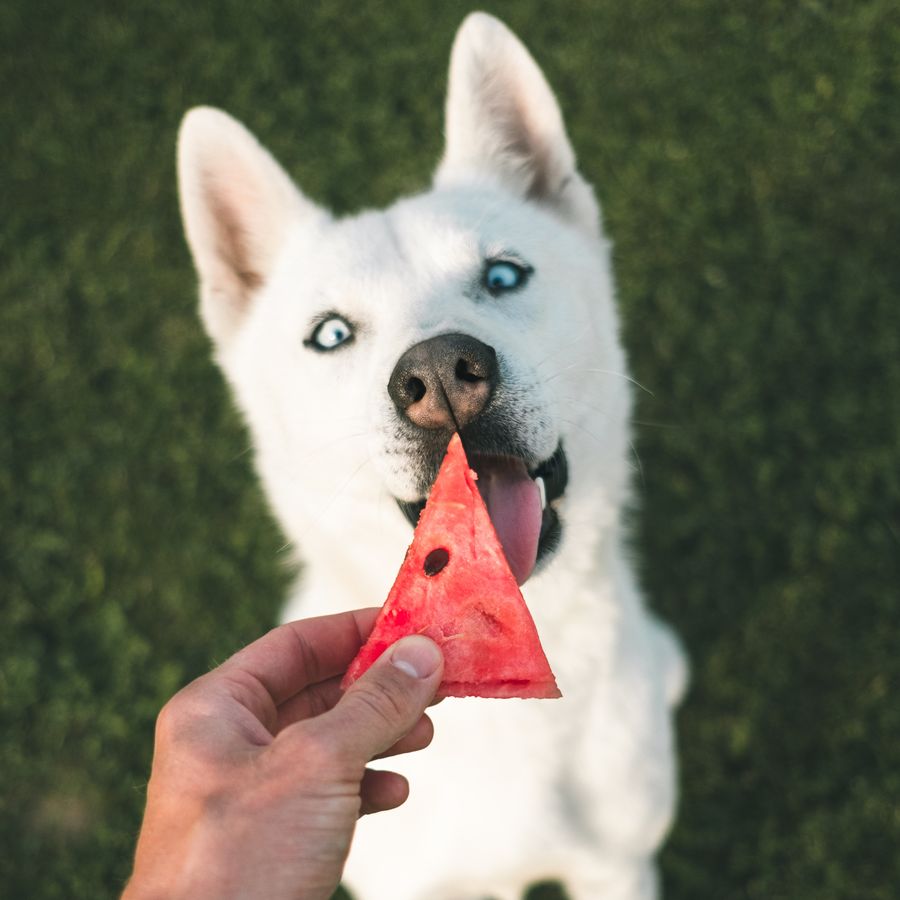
[423,547,450,576]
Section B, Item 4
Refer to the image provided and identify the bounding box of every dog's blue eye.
[308,315,354,352]
[485,260,529,294]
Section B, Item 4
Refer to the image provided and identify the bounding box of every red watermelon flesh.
[342,434,561,699]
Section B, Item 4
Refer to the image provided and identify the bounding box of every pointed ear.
[177,107,324,347]
[434,13,600,235]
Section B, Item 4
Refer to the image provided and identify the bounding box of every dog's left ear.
[434,13,600,236]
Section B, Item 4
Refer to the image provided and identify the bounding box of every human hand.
[122,609,443,900]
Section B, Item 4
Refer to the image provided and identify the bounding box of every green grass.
[2,1,899,897]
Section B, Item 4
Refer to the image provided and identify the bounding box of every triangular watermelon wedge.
[342,434,561,699]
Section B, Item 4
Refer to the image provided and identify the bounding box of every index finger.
[218,607,379,706]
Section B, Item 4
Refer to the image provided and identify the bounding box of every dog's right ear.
[435,13,600,236]
[177,107,324,347]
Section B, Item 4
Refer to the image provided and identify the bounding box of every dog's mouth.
[396,442,567,586]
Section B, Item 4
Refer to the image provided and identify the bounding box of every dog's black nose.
[388,333,497,430]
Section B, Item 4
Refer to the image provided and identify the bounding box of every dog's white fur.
[178,13,686,900]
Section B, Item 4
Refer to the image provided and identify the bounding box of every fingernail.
[391,636,442,679]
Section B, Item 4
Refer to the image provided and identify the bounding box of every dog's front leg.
[558,615,682,900]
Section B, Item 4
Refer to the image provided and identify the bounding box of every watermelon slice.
[342,434,560,699]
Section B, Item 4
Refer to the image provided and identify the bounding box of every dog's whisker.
[557,416,607,451]
[585,368,655,397]
[556,396,613,419]
[631,418,683,431]
[629,439,646,488]
[312,453,375,526]
[544,364,655,397]
[229,443,255,463]
[539,360,591,383]
[559,398,680,435]
[557,415,643,481]
[289,414,369,428]
[532,334,595,373]
[288,430,371,467]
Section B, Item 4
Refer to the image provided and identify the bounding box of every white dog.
[177,12,686,900]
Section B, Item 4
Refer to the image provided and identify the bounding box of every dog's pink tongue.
[475,458,542,586]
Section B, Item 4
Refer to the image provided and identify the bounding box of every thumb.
[314,636,444,764]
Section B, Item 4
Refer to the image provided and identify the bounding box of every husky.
[177,12,686,900]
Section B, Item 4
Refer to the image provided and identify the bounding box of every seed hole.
[423,547,450,576]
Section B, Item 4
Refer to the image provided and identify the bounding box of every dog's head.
[178,13,632,590]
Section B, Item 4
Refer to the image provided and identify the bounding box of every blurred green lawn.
[2,0,899,897]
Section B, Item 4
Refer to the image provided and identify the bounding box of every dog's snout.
[388,333,497,430]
